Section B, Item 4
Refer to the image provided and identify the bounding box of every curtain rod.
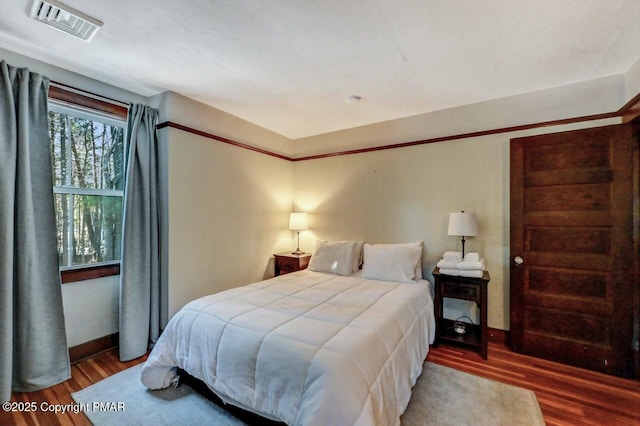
[50,80,129,108]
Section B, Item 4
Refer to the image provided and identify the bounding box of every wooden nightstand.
[273,252,311,276]
[433,267,491,359]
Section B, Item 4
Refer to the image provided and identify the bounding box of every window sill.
[61,264,120,284]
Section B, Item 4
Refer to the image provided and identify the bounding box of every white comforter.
[141,270,435,425]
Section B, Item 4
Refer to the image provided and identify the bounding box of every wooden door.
[510,124,639,378]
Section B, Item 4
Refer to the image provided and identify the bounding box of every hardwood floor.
[1,351,146,426]
[2,343,639,425]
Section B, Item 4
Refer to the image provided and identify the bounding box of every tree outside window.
[49,102,126,268]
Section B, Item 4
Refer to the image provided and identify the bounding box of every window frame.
[48,84,129,283]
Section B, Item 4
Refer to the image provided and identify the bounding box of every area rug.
[72,362,544,425]
[400,362,544,425]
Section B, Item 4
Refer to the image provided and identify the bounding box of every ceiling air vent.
[26,0,103,42]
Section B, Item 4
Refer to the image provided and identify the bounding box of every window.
[49,101,127,269]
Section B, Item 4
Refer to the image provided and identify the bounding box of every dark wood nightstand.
[433,267,491,359]
[273,252,311,276]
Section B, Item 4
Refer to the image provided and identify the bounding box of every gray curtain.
[119,104,166,361]
[0,60,70,402]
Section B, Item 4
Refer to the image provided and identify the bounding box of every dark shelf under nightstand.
[433,268,491,359]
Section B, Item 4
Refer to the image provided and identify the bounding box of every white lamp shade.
[448,211,478,237]
[289,212,308,231]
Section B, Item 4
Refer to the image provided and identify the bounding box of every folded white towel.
[439,268,460,276]
[457,259,485,271]
[459,269,484,278]
[436,259,459,269]
[464,252,480,262]
[443,251,462,261]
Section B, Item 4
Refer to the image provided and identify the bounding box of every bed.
[141,241,436,426]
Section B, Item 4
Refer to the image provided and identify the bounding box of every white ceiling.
[1,0,639,139]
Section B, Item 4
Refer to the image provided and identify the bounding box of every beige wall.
[292,117,619,330]
[162,121,293,319]
[61,276,119,347]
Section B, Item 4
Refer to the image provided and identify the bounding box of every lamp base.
[291,230,305,255]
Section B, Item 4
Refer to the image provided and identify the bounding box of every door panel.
[510,124,638,378]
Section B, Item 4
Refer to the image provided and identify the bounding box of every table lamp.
[447,211,478,258]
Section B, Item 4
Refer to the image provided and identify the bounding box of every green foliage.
[50,108,126,266]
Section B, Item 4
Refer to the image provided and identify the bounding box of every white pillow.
[307,240,357,276]
[361,242,423,283]
[390,242,423,279]
[313,240,364,273]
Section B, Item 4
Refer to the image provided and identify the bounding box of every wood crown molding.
[157,122,292,161]
[158,109,625,162]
